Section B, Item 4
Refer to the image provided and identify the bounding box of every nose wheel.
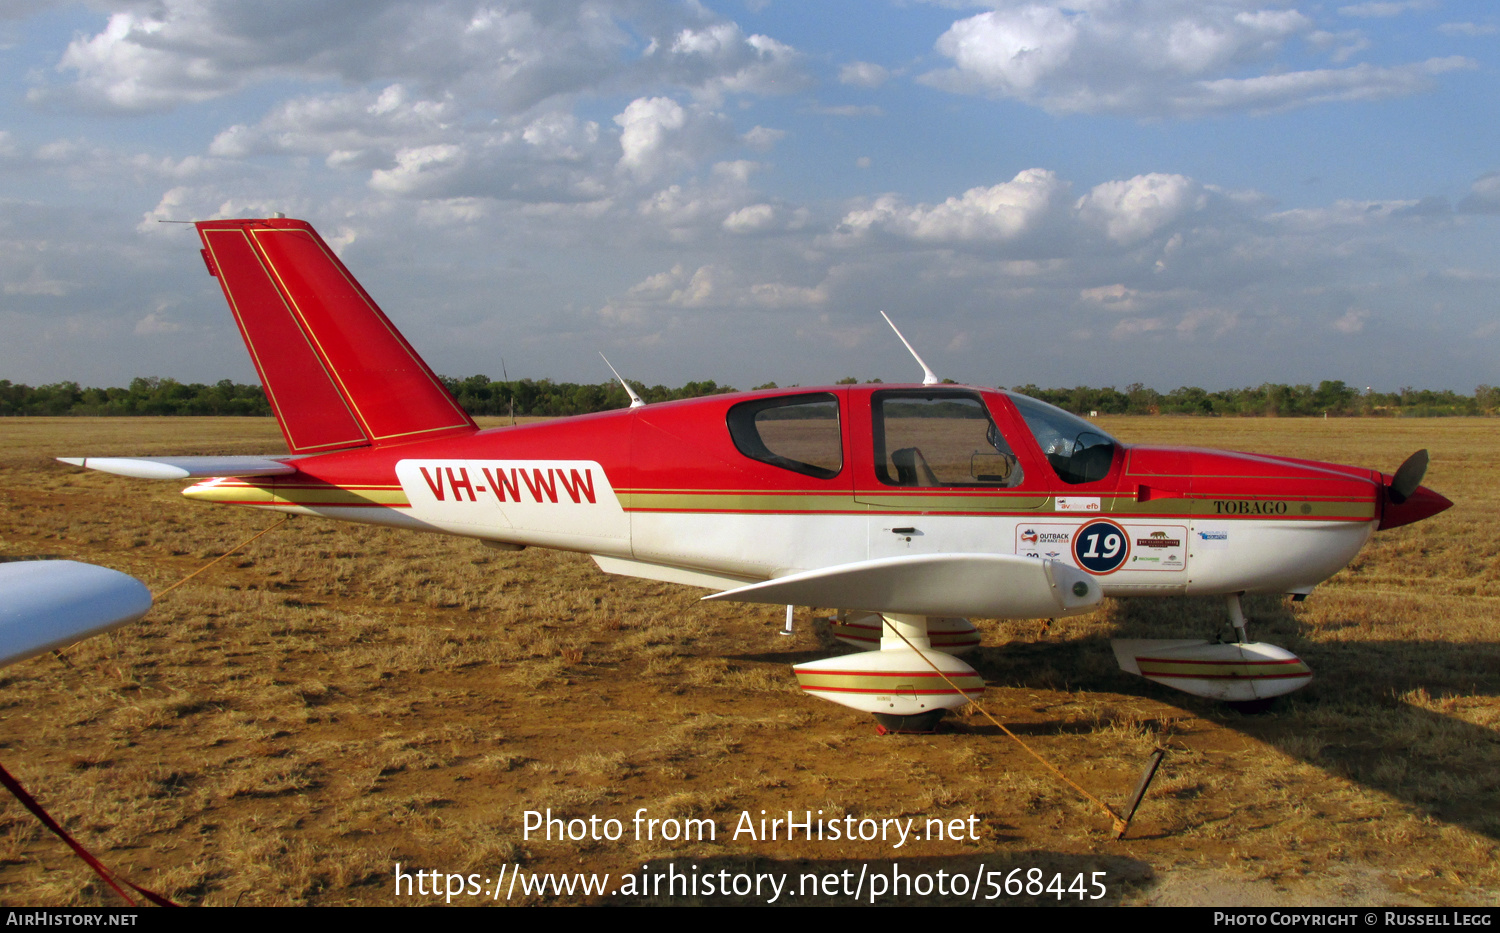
[1224,594,1277,713]
[1110,592,1314,705]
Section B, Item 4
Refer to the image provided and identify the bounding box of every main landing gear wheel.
[792,614,985,734]
[873,710,947,735]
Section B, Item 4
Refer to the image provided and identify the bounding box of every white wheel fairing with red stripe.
[1111,640,1315,702]
[793,648,984,717]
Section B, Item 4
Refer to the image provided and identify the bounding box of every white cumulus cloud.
[722,203,777,234]
[37,1,806,114]
[840,168,1069,244]
[616,96,687,178]
[837,169,1219,253]
[920,1,1472,118]
[1458,172,1500,214]
[1077,174,1206,247]
[838,61,890,88]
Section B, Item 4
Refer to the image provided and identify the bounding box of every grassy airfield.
[0,415,1495,906]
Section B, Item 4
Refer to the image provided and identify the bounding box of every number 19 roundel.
[1072,519,1130,574]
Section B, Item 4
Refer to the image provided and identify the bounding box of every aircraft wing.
[0,561,152,668]
[56,456,298,480]
[703,553,1100,619]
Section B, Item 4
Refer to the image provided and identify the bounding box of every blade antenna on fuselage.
[880,311,939,386]
[600,353,646,409]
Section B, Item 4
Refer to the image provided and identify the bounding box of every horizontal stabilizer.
[57,456,298,480]
[704,553,1100,619]
[0,561,152,668]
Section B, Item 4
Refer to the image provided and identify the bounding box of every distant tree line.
[1008,380,1499,418]
[0,375,738,418]
[440,375,735,417]
[0,377,273,416]
[1,375,1495,418]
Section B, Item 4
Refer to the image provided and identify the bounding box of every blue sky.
[0,1,1496,392]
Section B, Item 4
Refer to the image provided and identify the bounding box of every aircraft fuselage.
[182,384,1446,606]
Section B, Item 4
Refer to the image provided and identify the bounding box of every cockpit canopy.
[724,386,1119,488]
[1004,391,1118,485]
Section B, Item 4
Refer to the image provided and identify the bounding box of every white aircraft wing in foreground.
[0,561,152,668]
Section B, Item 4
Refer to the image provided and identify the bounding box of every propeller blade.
[1388,449,1428,505]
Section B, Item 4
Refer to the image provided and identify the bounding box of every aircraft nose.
[1378,483,1452,530]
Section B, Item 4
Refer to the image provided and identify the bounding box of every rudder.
[197,218,476,454]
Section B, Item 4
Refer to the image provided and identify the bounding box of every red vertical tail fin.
[196,218,476,454]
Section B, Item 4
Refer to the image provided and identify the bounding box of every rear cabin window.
[727,394,843,479]
[872,391,1023,488]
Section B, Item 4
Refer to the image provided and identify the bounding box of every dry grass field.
[0,414,1495,907]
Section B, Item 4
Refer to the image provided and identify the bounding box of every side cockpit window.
[872,391,1023,488]
[727,393,842,479]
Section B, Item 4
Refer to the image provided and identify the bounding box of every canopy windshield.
[1004,392,1119,485]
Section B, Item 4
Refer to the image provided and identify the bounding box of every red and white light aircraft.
[62,218,1451,731]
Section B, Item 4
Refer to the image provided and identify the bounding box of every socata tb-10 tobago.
[63,217,1452,732]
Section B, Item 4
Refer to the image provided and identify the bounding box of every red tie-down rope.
[18,516,297,904]
[0,761,178,906]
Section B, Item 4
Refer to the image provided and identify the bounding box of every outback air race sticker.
[1072,519,1130,574]
[1016,525,1075,562]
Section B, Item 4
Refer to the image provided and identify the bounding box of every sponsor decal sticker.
[1022,522,1187,572]
[1135,530,1181,549]
[1056,496,1100,513]
[1122,524,1188,570]
[1016,525,1078,556]
[1193,527,1230,552]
